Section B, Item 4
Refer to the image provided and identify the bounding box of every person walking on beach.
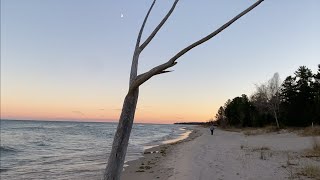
[210,125,215,135]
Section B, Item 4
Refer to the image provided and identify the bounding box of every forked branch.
[129,61,177,92]
[130,0,157,84]
[139,0,180,52]
[135,0,157,51]
[129,0,264,92]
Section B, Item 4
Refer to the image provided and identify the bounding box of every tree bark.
[273,109,280,129]
[103,89,139,180]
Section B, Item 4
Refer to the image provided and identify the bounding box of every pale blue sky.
[1,0,319,123]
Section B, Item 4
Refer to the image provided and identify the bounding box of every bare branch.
[139,0,180,52]
[129,0,157,85]
[135,0,157,51]
[129,0,264,91]
[166,0,264,64]
[155,70,174,75]
[129,61,177,92]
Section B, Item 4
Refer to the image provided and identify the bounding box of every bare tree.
[268,73,281,128]
[252,73,281,128]
[103,0,264,179]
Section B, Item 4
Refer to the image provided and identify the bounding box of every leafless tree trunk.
[252,73,281,128]
[268,73,281,128]
[103,0,264,179]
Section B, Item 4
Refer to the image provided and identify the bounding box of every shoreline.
[121,126,202,180]
[123,127,196,167]
[139,128,193,153]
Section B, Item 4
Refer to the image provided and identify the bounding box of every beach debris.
[144,150,159,154]
[139,165,152,171]
[145,166,152,170]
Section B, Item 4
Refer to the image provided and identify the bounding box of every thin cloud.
[175,116,184,120]
[112,108,141,111]
[72,110,86,117]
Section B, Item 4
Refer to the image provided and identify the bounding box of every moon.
[120,13,124,18]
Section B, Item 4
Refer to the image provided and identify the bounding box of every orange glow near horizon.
[1,106,217,124]
[1,94,220,124]
[1,86,222,124]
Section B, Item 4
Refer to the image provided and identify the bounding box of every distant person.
[210,125,215,135]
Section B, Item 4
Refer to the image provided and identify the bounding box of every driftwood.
[103,1,264,179]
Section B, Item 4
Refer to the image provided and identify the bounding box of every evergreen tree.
[224,94,253,127]
[294,66,314,126]
[215,106,227,127]
[280,66,315,126]
[312,65,320,125]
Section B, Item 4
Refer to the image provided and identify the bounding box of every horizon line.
[0,118,185,125]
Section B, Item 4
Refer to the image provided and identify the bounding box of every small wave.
[36,142,48,147]
[0,168,9,173]
[41,158,70,165]
[162,130,192,144]
[0,146,18,153]
[33,137,52,147]
[179,127,186,131]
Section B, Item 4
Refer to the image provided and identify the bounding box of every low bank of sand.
[122,127,320,180]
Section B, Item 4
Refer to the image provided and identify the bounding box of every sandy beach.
[122,126,320,180]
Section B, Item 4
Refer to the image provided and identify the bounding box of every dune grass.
[300,164,320,179]
[242,126,279,136]
[305,137,320,158]
[300,126,320,136]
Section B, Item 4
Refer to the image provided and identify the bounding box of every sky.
[1,0,319,124]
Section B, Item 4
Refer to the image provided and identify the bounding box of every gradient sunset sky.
[1,0,319,124]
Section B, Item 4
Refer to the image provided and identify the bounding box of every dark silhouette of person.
[210,125,215,135]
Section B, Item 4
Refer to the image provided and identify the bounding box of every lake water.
[0,120,188,179]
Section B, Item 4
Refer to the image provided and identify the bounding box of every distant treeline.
[174,122,208,125]
[214,65,320,128]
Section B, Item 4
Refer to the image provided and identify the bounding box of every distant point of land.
[174,122,207,125]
